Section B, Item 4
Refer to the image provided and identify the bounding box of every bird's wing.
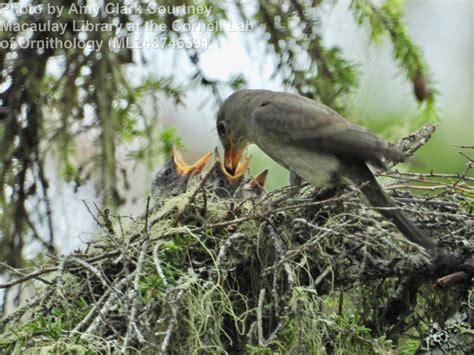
[252,96,404,168]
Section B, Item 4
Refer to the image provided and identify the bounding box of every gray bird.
[216,89,439,253]
[206,149,268,199]
[240,169,268,199]
[151,148,212,199]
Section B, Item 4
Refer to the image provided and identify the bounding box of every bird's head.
[208,148,251,197]
[151,148,212,198]
[207,149,267,199]
[171,148,212,177]
[216,91,253,176]
[241,169,269,199]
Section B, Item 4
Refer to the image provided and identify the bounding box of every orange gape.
[173,148,212,176]
[215,147,251,182]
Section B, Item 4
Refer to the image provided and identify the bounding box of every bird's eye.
[165,168,172,176]
[219,179,225,188]
[217,121,227,137]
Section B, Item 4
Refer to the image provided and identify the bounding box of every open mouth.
[173,148,212,176]
[215,148,251,182]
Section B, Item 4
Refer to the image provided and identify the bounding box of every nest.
[0,127,473,354]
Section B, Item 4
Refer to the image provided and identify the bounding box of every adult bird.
[216,89,440,254]
[151,148,212,199]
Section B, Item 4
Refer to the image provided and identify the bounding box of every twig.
[434,272,470,289]
[393,197,459,208]
[143,196,151,236]
[35,157,56,253]
[122,240,148,351]
[246,321,257,344]
[266,223,295,290]
[257,288,266,346]
[70,256,110,290]
[453,144,474,149]
[173,168,214,226]
[314,266,332,286]
[153,242,169,287]
[160,289,185,353]
[81,282,125,339]
[56,256,68,293]
[381,170,474,182]
[0,262,52,286]
[216,233,244,264]
[71,283,116,334]
[0,266,58,289]
[459,151,473,162]
[386,184,471,192]
[394,123,437,159]
[452,157,473,188]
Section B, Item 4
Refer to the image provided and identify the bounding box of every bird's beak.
[173,148,212,176]
[215,147,251,182]
[248,169,268,190]
[224,141,246,176]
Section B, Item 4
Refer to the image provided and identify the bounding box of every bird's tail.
[349,163,439,253]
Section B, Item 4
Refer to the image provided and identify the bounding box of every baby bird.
[206,149,268,199]
[151,148,212,199]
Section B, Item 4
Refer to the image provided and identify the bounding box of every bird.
[151,148,212,199]
[216,89,440,254]
[240,170,268,200]
[206,148,268,199]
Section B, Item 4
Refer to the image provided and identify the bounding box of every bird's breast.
[255,136,340,186]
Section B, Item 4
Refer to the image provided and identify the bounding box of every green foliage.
[461,197,474,214]
[249,0,359,110]
[397,339,421,354]
[418,95,441,124]
[273,288,393,353]
[133,77,185,106]
[350,0,440,125]
[159,127,183,157]
[228,73,248,90]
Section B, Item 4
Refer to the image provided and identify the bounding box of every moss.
[0,177,472,353]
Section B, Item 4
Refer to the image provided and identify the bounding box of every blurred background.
[0,0,472,265]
